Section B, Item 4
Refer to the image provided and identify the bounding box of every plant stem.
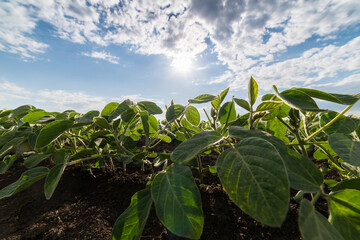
[68,154,116,165]
[197,156,204,184]
[304,103,355,142]
[314,143,344,171]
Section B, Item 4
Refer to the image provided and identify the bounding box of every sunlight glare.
[171,56,193,74]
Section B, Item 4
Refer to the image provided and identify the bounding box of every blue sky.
[0,0,360,116]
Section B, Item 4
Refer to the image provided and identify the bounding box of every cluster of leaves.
[1,77,360,240]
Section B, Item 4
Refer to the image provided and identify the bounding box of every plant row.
[1,77,360,239]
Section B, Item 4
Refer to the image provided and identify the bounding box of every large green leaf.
[166,104,185,123]
[112,189,153,240]
[188,94,217,104]
[24,153,52,168]
[328,189,360,239]
[171,131,222,163]
[299,199,344,240]
[0,137,24,158]
[248,76,258,106]
[336,116,360,135]
[216,137,289,227]
[295,88,360,105]
[22,111,52,124]
[285,149,323,192]
[218,101,236,125]
[44,163,66,200]
[185,105,200,126]
[273,86,324,111]
[329,133,360,167]
[9,105,34,120]
[101,102,119,116]
[151,164,203,239]
[229,127,323,192]
[0,167,49,199]
[234,98,250,111]
[138,101,163,115]
[35,120,73,149]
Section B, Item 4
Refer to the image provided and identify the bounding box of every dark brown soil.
[0,149,332,240]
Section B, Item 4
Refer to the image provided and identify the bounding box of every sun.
[171,56,193,74]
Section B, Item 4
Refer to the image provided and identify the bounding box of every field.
[1,77,360,239]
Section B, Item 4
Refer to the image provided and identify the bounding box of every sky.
[0,0,360,117]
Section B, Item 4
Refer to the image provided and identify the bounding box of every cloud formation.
[0,81,162,113]
[0,0,359,89]
[82,51,120,64]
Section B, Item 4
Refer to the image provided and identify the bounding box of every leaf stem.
[304,103,355,142]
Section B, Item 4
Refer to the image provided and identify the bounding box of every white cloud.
[82,51,119,64]
[0,81,163,113]
[0,0,359,91]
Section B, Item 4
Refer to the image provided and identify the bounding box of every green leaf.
[109,100,131,121]
[332,178,360,192]
[336,116,360,135]
[44,163,66,200]
[159,134,172,143]
[94,117,111,130]
[148,115,158,133]
[151,164,203,239]
[329,133,360,167]
[24,153,52,168]
[76,110,99,123]
[121,108,137,122]
[0,137,24,158]
[211,88,229,110]
[229,127,322,192]
[234,98,250,111]
[266,118,289,144]
[248,76,258,106]
[218,101,236,125]
[171,131,222,163]
[22,111,52,124]
[112,189,153,240]
[273,86,324,111]
[299,199,344,240]
[138,101,163,115]
[181,119,201,133]
[256,101,283,112]
[0,167,49,199]
[140,111,150,137]
[52,149,67,164]
[188,94,217,104]
[166,104,185,123]
[328,189,360,240]
[35,120,73,149]
[9,105,34,120]
[286,150,323,192]
[313,143,337,160]
[295,88,360,105]
[216,137,289,227]
[185,106,200,126]
[101,102,119,116]
[0,155,17,174]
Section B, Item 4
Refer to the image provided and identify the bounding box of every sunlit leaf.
[188,94,217,104]
[216,137,289,226]
[185,105,200,126]
[234,98,250,111]
[35,120,73,149]
[172,131,222,163]
[112,189,153,240]
[0,167,49,199]
[248,76,258,106]
[151,164,203,239]
[329,189,360,240]
[166,104,185,123]
[329,133,360,167]
[299,199,344,240]
[44,163,66,200]
[138,101,163,115]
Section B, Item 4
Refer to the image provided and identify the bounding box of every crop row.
[1,77,360,239]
